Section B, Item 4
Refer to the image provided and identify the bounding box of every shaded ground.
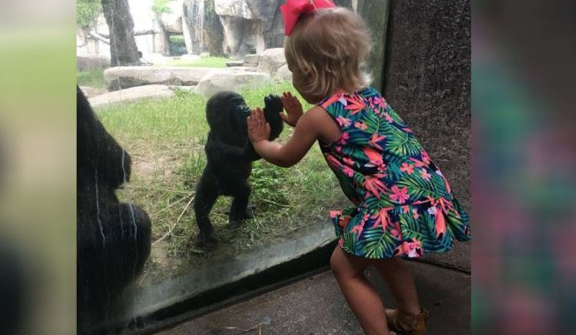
[137,195,349,287]
[155,261,471,335]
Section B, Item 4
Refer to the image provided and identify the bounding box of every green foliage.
[396,172,439,200]
[77,0,101,27]
[169,35,187,56]
[169,35,185,43]
[384,125,422,157]
[362,228,394,258]
[250,162,289,211]
[77,69,106,89]
[152,0,174,15]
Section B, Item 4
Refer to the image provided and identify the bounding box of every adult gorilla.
[76,86,151,330]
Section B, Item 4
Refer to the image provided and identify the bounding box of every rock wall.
[77,0,357,60]
[357,0,390,92]
[184,0,226,55]
[382,0,471,207]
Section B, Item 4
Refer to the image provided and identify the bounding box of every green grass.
[77,68,106,89]
[169,35,185,43]
[95,82,343,268]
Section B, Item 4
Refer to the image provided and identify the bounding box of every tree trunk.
[101,0,140,66]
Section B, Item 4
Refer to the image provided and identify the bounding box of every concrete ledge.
[155,262,471,335]
[87,224,337,335]
[84,221,470,335]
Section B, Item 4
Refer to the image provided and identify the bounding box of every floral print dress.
[318,86,471,259]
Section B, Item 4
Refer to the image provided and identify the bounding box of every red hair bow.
[280,0,336,36]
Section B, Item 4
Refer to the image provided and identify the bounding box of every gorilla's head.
[206,91,249,144]
[206,91,284,145]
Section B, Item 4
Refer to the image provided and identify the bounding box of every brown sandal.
[384,308,428,335]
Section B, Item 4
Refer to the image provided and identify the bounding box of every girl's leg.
[372,257,421,315]
[330,246,392,335]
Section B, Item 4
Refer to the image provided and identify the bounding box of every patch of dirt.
[132,154,182,181]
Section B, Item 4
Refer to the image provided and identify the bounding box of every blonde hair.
[284,7,373,99]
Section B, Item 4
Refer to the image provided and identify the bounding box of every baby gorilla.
[194,91,283,246]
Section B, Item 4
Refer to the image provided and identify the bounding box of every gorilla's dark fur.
[76,86,152,330]
[194,91,284,246]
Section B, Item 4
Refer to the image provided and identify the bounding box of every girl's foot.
[384,308,428,335]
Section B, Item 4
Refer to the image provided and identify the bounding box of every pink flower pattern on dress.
[400,163,415,175]
[390,185,409,204]
[420,169,432,181]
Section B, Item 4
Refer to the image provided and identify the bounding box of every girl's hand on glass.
[247,107,270,143]
[280,92,304,127]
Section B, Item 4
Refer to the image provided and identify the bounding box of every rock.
[220,15,260,58]
[196,70,273,96]
[88,85,191,108]
[79,86,107,98]
[212,0,286,58]
[274,64,292,82]
[77,55,111,72]
[245,0,284,50]
[223,66,257,72]
[226,60,245,67]
[160,0,185,33]
[183,0,225,55]
[203,0,259,57]
[257,48,286,76]
[103,66,217,91]
[243,54,259,67]
[357,0,390,91]
[214,0,255,19]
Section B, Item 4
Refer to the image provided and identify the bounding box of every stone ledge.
[88,85,195,108]
[84,221,470,335]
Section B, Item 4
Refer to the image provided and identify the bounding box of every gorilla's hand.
[264,94,283,113]
[263,94,284,140]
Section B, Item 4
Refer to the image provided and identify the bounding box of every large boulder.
[196,70,273,96]
[88,85,195,108]
[257,48,286,76]
[183,0,225,55]
[215,0,255,18]
[160,0,185,33]
[219,16,260,58]
[103,66,216,91]
[244,0,284,50]
[274,64,292,82]
[243,54,259,67]
[181,0,353,59]
[242,0,352,52]
[77,55,111,72]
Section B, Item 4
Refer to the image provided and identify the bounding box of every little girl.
[247,1,471,334]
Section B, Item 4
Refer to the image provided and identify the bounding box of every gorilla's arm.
[242,95,284,161]
[206,133,259,162]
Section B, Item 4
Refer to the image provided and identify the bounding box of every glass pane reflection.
[75,1,428,334]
